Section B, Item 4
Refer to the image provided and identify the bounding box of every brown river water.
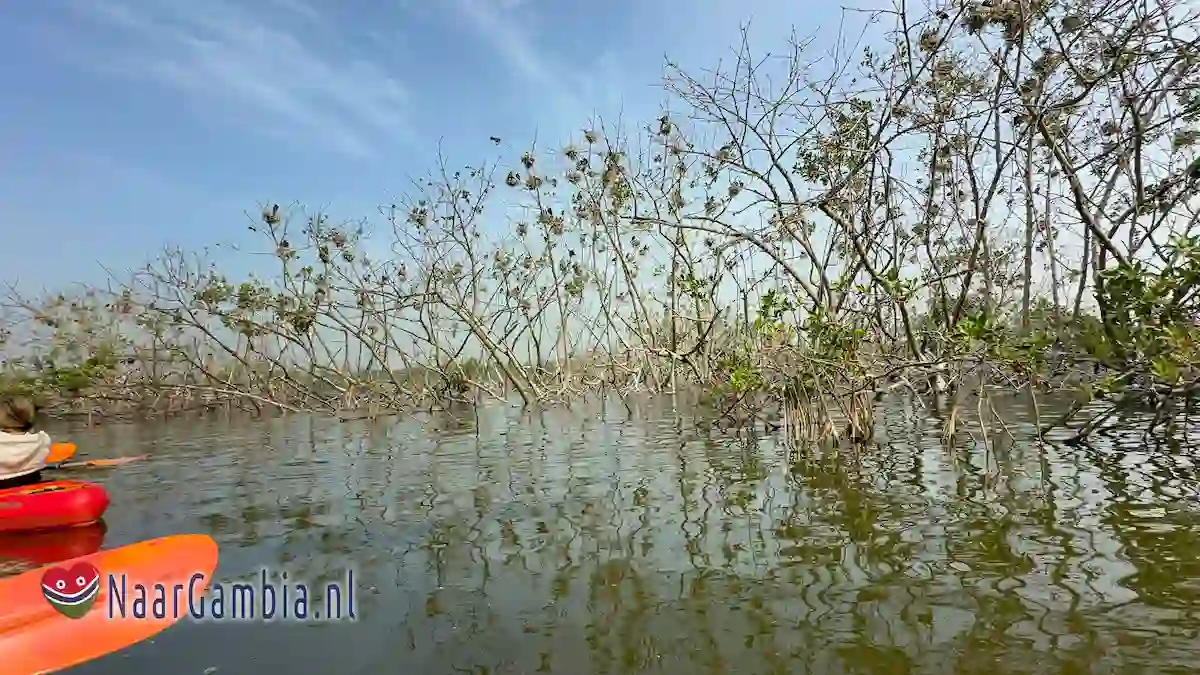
[11,394,1200,674]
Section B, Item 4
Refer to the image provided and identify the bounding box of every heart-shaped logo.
[41,562,101,619]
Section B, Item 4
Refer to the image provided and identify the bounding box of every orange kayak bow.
[45,444,77,465]
[0,534,219,674]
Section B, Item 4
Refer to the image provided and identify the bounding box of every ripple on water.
[46,399,1200,674]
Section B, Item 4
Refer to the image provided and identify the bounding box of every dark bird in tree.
[1187,156,1200,181]
[489,136,501,144]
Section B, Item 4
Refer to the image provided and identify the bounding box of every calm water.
[19,395,1200,673]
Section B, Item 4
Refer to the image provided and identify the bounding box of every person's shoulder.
[0,431,37,443]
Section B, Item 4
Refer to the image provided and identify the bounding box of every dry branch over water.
[4,0,1200,445]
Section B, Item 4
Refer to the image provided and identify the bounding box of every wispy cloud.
[455,0,551,85]
[452,0,627,138]
[69,0,413,158]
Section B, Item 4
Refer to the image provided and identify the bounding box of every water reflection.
[41,396,1200,674]
[0,521,106,572]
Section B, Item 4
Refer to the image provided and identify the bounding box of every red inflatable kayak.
[0,481,110,534]
[0,521,107,568]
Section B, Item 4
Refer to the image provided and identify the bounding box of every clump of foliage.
[3,0,1199,445]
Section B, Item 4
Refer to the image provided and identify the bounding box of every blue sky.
[0,0,854,291]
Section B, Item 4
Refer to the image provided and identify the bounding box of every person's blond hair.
[0,396,37,433]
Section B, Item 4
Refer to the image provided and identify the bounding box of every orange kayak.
[46,443,77,465]
[0,534,219,674]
